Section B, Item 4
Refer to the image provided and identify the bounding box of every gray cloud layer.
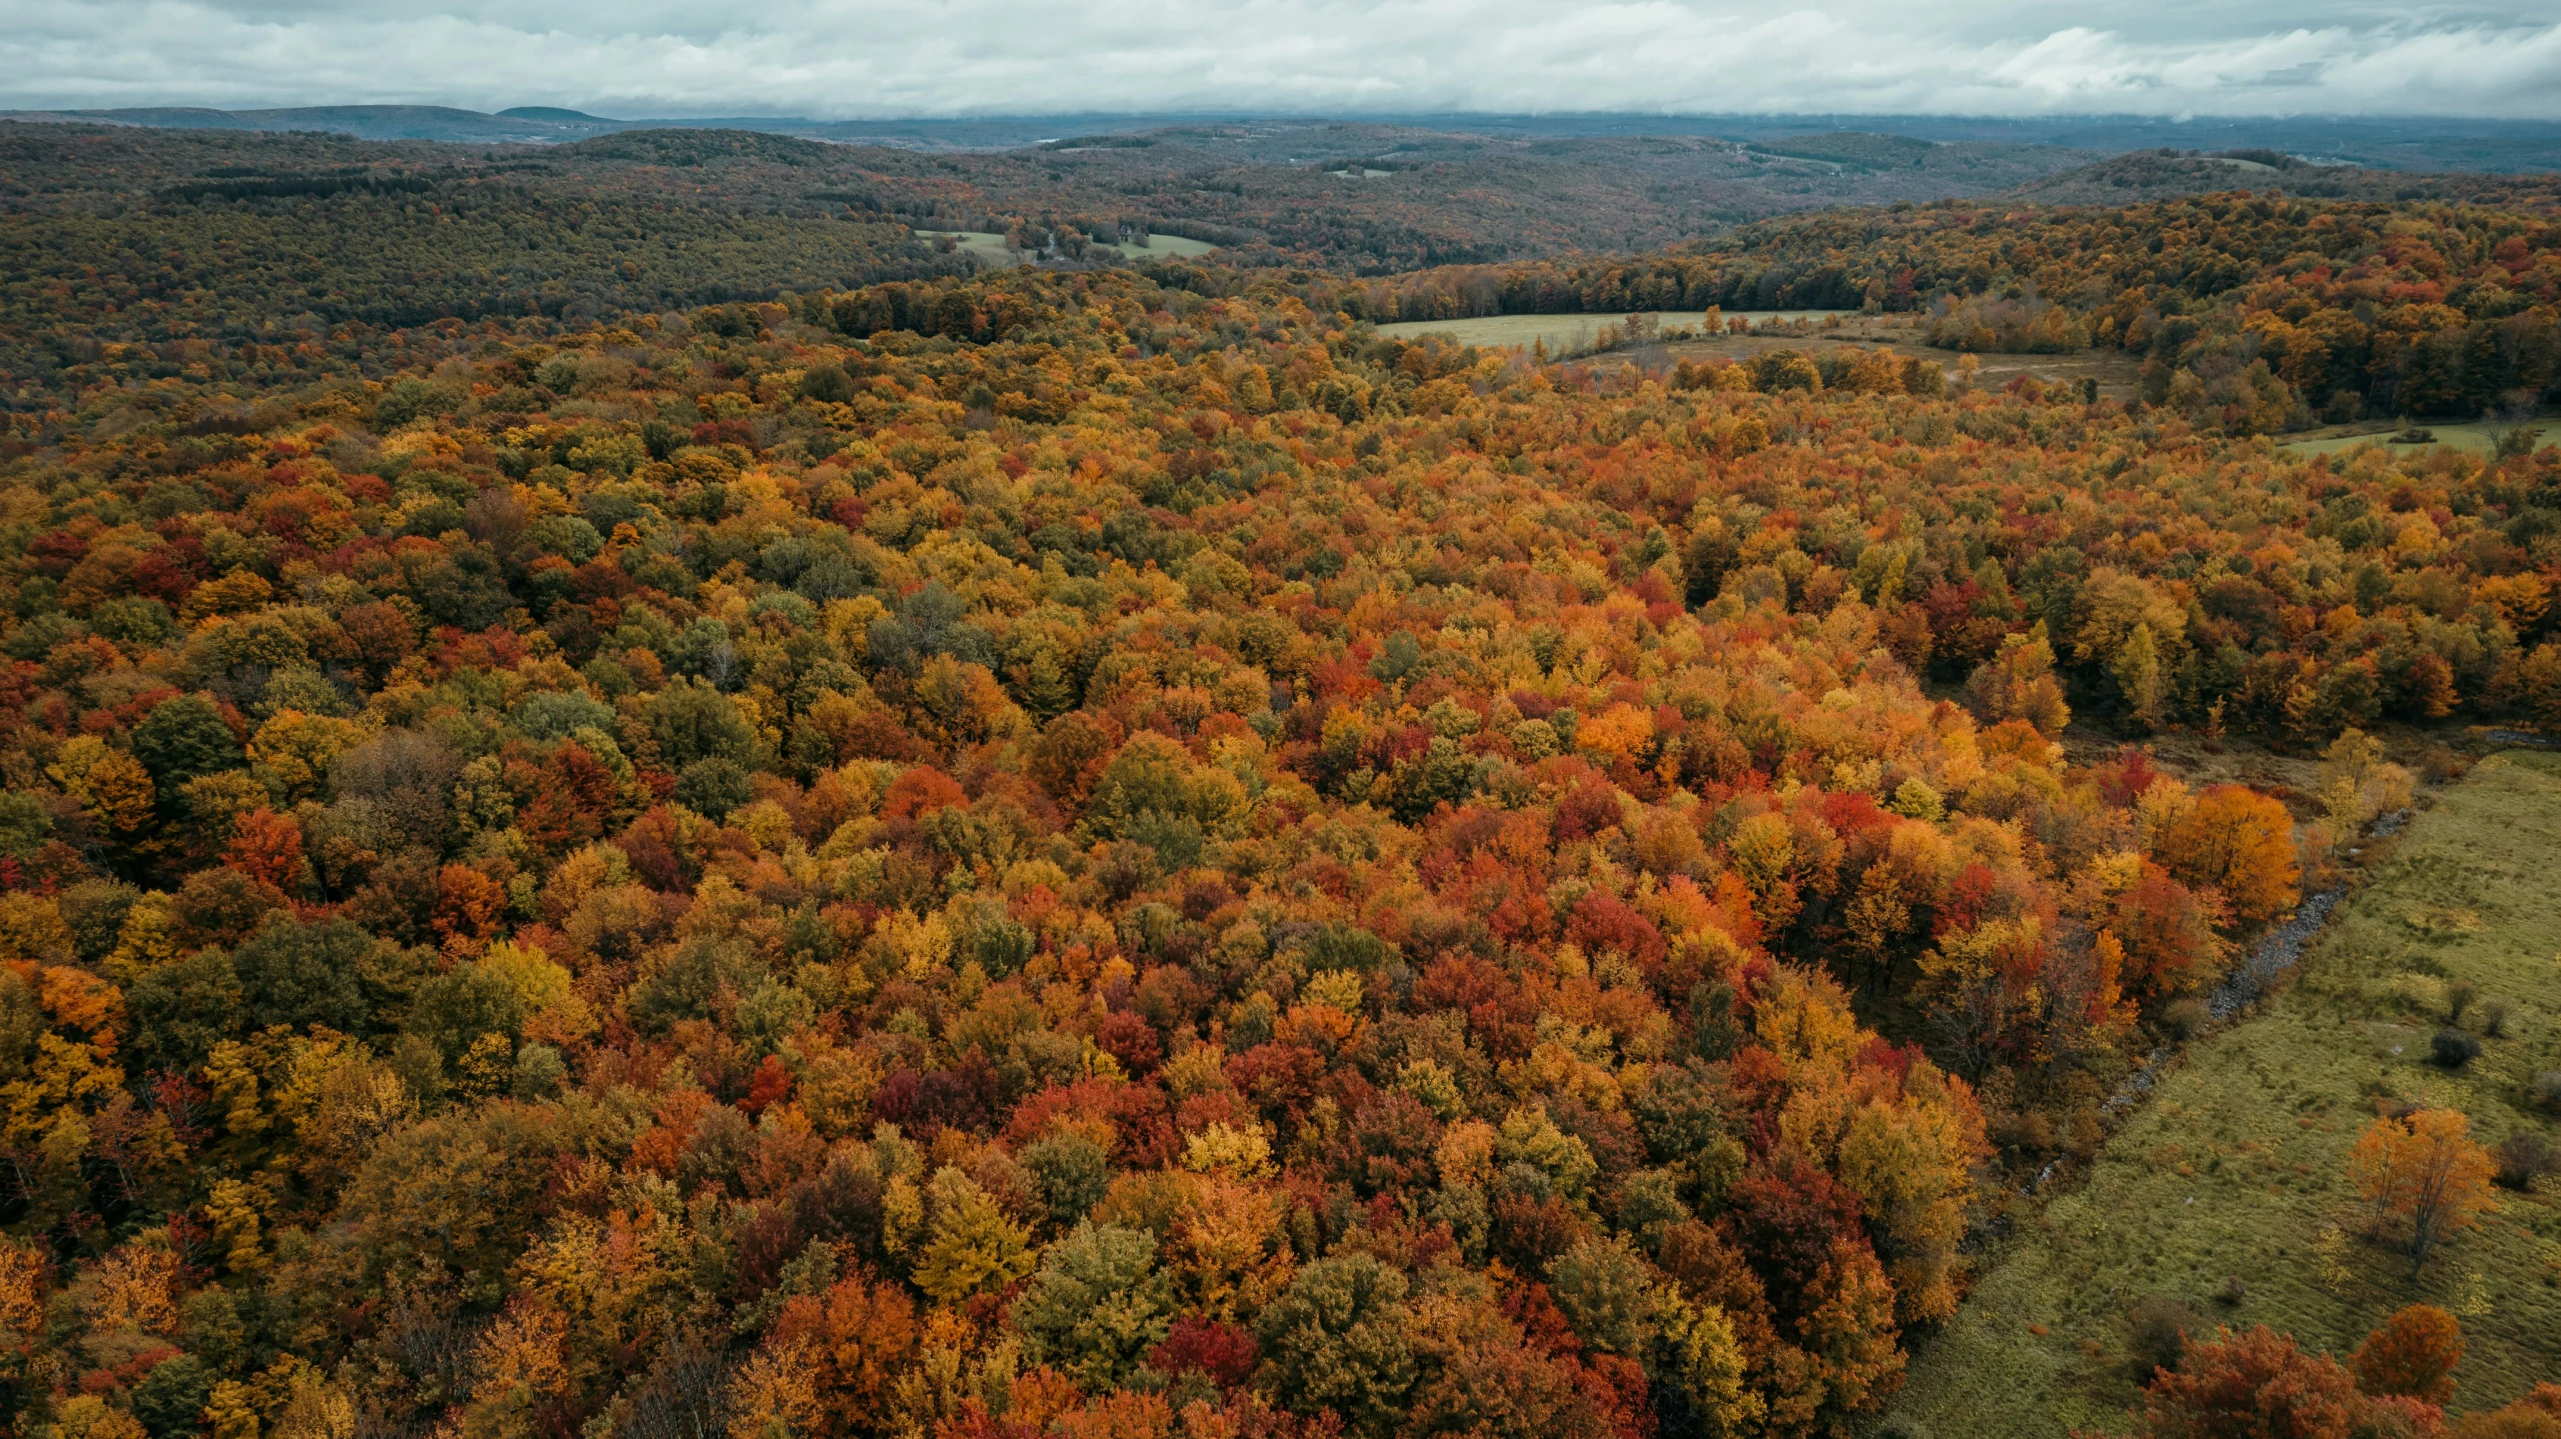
[9,1,2561,118]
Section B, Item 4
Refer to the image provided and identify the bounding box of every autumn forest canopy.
[0,117,2558,1439]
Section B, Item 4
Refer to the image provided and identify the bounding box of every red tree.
[2351,1305,2462,1406]
[222,808,303,893]
[2141,1326,2361,1439]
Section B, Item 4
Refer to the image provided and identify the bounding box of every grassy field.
[2281,418,2549,460]
[1882,749,2561,1439]
[1112,233,1221,260]
[914,230,1218,268]
[914,230,1022,266]
[1373,310,1850,352]
[1371,311,2151,399]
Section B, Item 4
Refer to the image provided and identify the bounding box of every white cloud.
[5,0,2561,118]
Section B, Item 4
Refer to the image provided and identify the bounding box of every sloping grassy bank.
[1883,750,2561,1438]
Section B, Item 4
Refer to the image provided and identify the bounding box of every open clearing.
[1374,310,1850,353]
[2281,417,2550,460]
[1111,233,1221,260]
[1654,323,2147,400]
[914,230,1218,268]
[914,230,1021,266]
[1884,749,2561,1439]
[1372,311,2149,398]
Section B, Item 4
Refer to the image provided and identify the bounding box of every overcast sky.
[8,0,2561,119]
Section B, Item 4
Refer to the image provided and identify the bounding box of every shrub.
[2431,1030,2483,1069]
[2446,1389,2561,1439]
[2492,1131,2559,1192]
[2124,1294,2203,1381]
[2444,980,2477,1025]
[2533,1072,2561,1111]
[2161,998,2211,1042]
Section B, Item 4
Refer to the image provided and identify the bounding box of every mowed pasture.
[2282,416,2556,460]
[914,230,1219,268]
[1373,310,1849,354]
[1373,310,2151,398]
[1884,749,2561,1439]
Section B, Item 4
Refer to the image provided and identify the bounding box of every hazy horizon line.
[19,104,2561,134]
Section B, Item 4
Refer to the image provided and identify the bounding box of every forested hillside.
[1367,193,2561,433]
[1,147,2559,1439]
[14,113,2561,362]
[0,116,2108,278]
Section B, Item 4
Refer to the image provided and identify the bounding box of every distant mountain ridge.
[1995,147,2517,205]
[0,104,1153,151]
[6,104,595,144]
[496,107,616,123]
[6,110,2556,287]
[8,105,2561,169]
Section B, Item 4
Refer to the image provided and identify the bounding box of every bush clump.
[2492,1131,2559,1191]
[2125,1295,2204,1380]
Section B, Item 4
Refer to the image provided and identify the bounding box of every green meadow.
[1884,749,2561,1438]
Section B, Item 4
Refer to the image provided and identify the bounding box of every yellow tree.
[0,1233,45,1343]
[48,737,156,847]
[1911,916,2046,1080]
[247,710,361,806]
[726,1336,823,1439]
[0,1025,125,1225]
[2155,785,2300,924]
[1796,1237,1905,1429]
[1656,1288,1765,1438]
[467,1300,570,1439]
[2113,623,2169,732]
[2314,728,2413,852]
[2349,1109,2497,1279]
[1835,1062,1990,1323]
[1964,624,2070,737]
[911,1166,1034,1304]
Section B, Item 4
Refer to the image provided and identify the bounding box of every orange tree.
[2350,1303,2463,1406]
[2348,1110,2499,1279]
[2155,785,2303,926]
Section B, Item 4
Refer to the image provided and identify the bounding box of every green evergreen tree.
[1256,1253,1416,1437]
[1012,1222,1172,1388]
[131,693,243,802]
